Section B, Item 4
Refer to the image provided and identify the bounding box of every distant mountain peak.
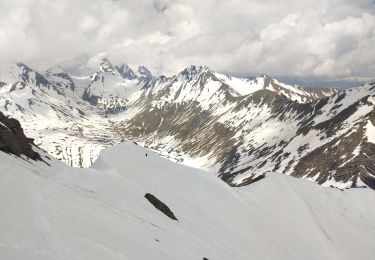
[46,65,66,75]
[137,65,153,79]
[179,65,212,80]
[99,58,116,74]
[15,62,29,69]
[115,63,136,80]
[96,58,137,80]
[257,74,271,79]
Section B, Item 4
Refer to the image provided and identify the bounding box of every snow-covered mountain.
[0,58,374,190]
[111,64,374,189]
[0,63,120,167]
[82,58,148,112]
[1,131,375,259]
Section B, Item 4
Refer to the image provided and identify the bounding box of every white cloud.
[0,0,374,81]
[79,15,100,33]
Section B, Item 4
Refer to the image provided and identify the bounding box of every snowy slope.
[1,142,375,260]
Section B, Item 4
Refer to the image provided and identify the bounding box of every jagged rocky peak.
[257,74,271,79]
[253,74,272,85]
[14,62,50,87]
[99,57,117,74]
[16,62,43,79]
[179,65,212,80]
[115,63,136,80]
[98,57,136,80]
[15,62,32,70]
[238,73,269,81]
[0,62,32,81]
[137,65,153,79]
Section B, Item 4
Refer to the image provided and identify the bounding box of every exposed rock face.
[99,58,137,80]
[45,66,75,93]
[0,111,41,160]
[291,105,375,189]
[116,64,137,80]
[144,193,178,221]
[137,65,153,80]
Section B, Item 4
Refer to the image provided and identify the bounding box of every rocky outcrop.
[144,193,178,221]
[0,111,41,160]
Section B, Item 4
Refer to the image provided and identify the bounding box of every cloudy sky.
[0,0,374,86]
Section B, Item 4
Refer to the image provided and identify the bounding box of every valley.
[0,59,374,189]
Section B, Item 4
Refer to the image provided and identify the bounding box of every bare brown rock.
[0,111,41,161]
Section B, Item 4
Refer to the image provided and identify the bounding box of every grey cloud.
[0,0,374,83]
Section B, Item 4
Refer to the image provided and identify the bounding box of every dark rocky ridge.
[0,111,41,160]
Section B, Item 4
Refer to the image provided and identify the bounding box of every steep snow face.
[1,142,375,260]
[84,74,141,101]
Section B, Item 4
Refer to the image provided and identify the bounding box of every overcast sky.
[0,0,374,86]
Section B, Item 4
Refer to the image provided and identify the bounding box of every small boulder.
[144,193,178,221]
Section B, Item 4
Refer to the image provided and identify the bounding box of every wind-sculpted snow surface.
[0,142,375,260]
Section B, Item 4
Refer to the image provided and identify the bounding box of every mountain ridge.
[0,58,373,190]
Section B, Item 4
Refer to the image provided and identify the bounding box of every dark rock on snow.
[0,111,41,161]
[144,193,178,221]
